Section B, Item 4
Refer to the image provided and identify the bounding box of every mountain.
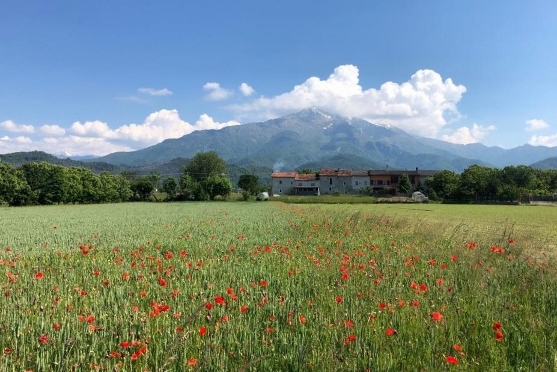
[92,108,490,172]
[530,157,557,169]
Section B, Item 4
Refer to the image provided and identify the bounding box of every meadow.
[0,202,556,371]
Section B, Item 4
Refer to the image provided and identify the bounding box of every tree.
[238,174,260,197]
[185,151,227,183]
[458,165,500,201]
[0,162,32,206]
[131,176,154,201]
[397,174,412,194]
[162,177,178,200]
[425,170,459,200]
[205,175,232,200]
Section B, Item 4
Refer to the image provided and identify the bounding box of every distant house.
[271,172,296,195]
[368,168,437,192]
[271,168,438,195]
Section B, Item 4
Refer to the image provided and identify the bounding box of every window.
[279,189,282,193]
[328,186,332,191]
[279,180,282,184]
[355,181,359,186]
[378,180,383,185]
[343,181,346,186]
[291,181,293,185]
[386,180,390,185]
[329,178,333,185]
[364,181,368,185]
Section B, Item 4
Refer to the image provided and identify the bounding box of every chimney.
[416,167,418,172]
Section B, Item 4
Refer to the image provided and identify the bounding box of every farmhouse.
[271,168,438,196]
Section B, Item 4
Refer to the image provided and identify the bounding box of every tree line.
[425,165,557,202]
[0,152,266,206]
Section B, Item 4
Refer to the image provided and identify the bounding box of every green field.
[0,202,556,371]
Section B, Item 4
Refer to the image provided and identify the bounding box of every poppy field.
[0,202,556,371]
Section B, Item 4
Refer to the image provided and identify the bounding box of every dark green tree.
[131,176,154,201]
[238,174,260,196]
[397,174,412,194]
[162,177,178,200]
[205,175,232,200]
[425,170,460,200]
[185,151,227,183]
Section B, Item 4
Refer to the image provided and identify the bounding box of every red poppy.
[38,334,49,344]
[205,302,214,310]
[492,321,503,331]
[446,355,458,364]
[299,315,307,324]
[158,277,167,287]
[431,311,443,322]
[385,328,397,336]
[131,346,147,360]
[52,323,61,330]
[343,335,356,345]
[335,296,343,303]
[86,316,95,323]
[34,272,44,280]
[120,341,131,348]
[240,305,248,313]
[199,326,207,336]
[215,296,226,305]
[188,358,197,366]
[495,330,504,341]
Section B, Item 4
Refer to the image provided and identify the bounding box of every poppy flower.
[187,358,197,366]
[343,335,356,345]
[120,341,131,348]
[492,322,503,331]
[299,315,307,324]
[495,330,504,341]
[205,302,214,310]
[38,334,49,344]
[446,355,458,364]
[431,312,443,322]
[34,272,44,280]
[215,296,226,305]
[158,277,167,287]
[335,296,343,303]
[385,328,397,336]
[199,326,207,336]
[131,346,147,360]
[240,305,248,313]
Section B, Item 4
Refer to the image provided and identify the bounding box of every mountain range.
[90,108,557,172]
[2,109,557,181]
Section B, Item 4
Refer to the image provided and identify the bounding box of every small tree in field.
[397,174,412,195]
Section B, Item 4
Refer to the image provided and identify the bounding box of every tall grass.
[0,202,555,371]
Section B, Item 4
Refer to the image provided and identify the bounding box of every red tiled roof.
[295,174,317,181]
[319,169,353,176]
[271,172,297,178]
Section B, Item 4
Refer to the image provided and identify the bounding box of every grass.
[0,202,556,371]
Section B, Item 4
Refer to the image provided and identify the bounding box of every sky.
[1,0,557,156]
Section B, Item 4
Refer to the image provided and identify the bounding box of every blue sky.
[1,0,556,156]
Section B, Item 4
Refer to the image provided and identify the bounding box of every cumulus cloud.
[239,83,255,96]
[441,123,496,144]
[528,133,557,147]
[0,110,241,156]
[203,82,233,101]
[0,120,35,133]
[228,64,467,138]
[39,124,66,136]
[138,87,173,96]
[525,119,549,132]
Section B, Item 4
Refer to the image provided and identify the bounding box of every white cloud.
[138,87,173,96]
[525,119,549,132]
[1,110,242,156]
[528,133,557,147]
[228,64,467,138]
[239,83,255,96]
[195,114,240,131]
[70,120,118,139]
[0,120,35,133]
[203,82,233,101]
[39,124,66,136]
[441,123,496,144]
